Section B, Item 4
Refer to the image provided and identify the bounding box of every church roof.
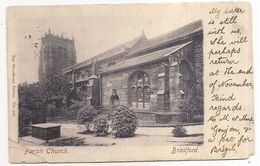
[129,20,202,55]
[63,20,202,73]
[90,32,147,62]
[65,33,147,71]
[100,41,192,75]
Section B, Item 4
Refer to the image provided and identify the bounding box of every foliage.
[47,137,86,146]
[18,72,72,136]
[18,82,46,110]
[65,88,81,107]
[93,114,110,136]
[171,125,187,137]
[180,84,203,122]
[77,104,101,132]
[111,105,137,138]
[18,83,46,136]
[41,72,71,110]
[65,100,85,120]
[46,102,57,117]
[18,107,32,137]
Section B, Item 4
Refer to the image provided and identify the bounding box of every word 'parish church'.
[39,20,204,126]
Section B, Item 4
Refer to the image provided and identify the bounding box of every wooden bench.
[31,123,61,142]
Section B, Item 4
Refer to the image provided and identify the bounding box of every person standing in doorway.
[110,89,120,108]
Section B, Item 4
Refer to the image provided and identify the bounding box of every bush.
[77,104,100,132]
[111,105,137,138]
[180,85,203,123]
[171,125,187,137]
[18,82,47,136]
[46,102,57,117]
[19,107,32,137]
[93,114,109,136]
[65,100,85,120]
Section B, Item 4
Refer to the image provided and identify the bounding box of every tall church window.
[129,71,150,109]
[137,87,143,102]
[143,86,150,102]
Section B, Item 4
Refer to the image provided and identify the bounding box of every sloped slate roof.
[92,32,147,61]
[65,33,147,71]
[129,20,202,55]
[63,20,202,73]
[100,41,192,74]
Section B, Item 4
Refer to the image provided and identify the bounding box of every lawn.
[20,123,203,147]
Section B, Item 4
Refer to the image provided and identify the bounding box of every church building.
[41,20,204,126]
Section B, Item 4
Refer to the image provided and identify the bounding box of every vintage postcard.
[7,2,254,163]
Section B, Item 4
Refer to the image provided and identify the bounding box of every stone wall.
[101,61,168,112]
[193,34,204,90]
[66,32,203,126]
[100,35,203,113]
[193,34,204,121]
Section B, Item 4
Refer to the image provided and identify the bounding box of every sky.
[8,4,202,83]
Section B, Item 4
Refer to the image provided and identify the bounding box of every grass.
[46,136,116,146]
[46,137,86,146]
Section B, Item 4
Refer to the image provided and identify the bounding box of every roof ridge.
[129,20,202,54]
[77,32,147,65]
[149,20,202,41]
[63,20,202,72]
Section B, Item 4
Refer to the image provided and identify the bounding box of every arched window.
[129,71,150,109]
[179,60,193,98]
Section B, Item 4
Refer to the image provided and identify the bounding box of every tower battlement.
[38,29,77,82]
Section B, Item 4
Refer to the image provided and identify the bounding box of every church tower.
[38,29,77,82]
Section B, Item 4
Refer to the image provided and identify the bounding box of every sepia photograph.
[7,3,254,163]
[17,13,204,148]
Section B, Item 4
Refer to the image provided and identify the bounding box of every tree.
[65,100,84,120]
[18,82,47,136]
[41,72,72,117]
[18,107,32,136]
[18,72,76,136]
[18,82,46,111]
[180,84,203,122]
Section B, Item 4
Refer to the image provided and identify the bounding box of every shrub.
[46,102,57,117]
[111,105,137,138]
[19,107,32,137]
[65,100,85,120]
[93,114,109,136]
[171,125,187,137]
[180,84,203,123]
[77,104,100,132]
[18,83,47,136]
